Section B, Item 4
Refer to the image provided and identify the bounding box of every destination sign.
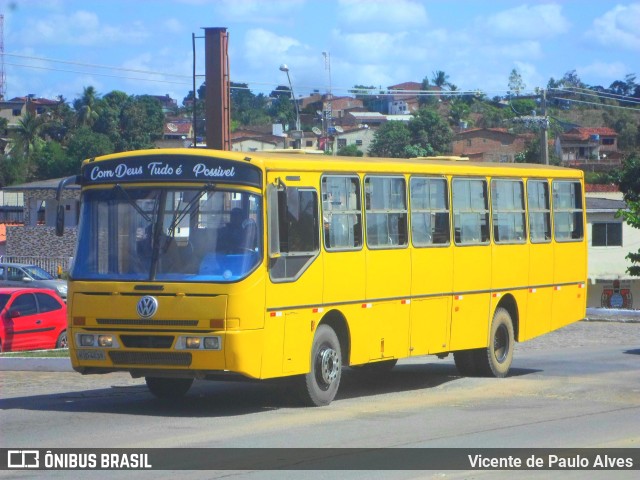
[81,154,262,188]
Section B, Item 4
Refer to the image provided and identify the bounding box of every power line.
[550,87,640,105]
[560,96,640,112]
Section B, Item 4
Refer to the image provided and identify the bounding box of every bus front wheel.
[145,377,194,399]
[476,307,514,378]
[300,324,342,407]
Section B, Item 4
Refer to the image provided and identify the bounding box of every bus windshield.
[72,187,262,283]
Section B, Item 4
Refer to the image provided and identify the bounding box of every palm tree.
[432,70,451,89]
[15,112,43,156]
[74,86,100,127]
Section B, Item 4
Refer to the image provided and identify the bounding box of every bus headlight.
[185,337,201,349]
[203,337,220,350]
[177,336,221,350]
[77,333,120,348]
[98,335,114,347]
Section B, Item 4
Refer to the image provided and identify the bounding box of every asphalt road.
[0,319,638,479]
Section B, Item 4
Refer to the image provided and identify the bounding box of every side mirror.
[56,204,65,237]
[55,175,81,237]
[22,277,33,283]
[8,309,22,319]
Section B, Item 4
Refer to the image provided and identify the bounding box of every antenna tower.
[0,14,5,100]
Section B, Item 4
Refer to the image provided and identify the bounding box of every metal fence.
[0,255,74,277]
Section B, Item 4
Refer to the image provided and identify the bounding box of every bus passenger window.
[410,176,450,246]
[364,176,408,248]
[452,178,489,245]
[527,180,551,243]
[491,179,525,244]
[322,175,362,250]
[553,181,584,242]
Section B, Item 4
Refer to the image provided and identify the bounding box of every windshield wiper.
[165,185,214,238]
[114,184,155,223]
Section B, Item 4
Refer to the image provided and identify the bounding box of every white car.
[0,263,67,300]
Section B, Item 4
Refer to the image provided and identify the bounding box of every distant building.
[452,128,531,162]
[559,127,622,170]
[585,185,640,309]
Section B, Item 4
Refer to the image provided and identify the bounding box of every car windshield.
[0,294,9,310]
[72,187,262,283]
[23,266,55,280]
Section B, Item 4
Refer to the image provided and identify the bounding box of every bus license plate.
[76,349,106,361]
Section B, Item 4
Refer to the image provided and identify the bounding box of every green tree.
[408,108,453,155]
[35,140,79,178]
[368,121,412,158]
[67,127,115,164]
[230,82,270,126]
[74,86,100,127]
[617,154,640,276]
[432,70,450,88]
[336,144,363,157]
[508,68,526,96]
[419,76,438,108]
[118,95,164,151]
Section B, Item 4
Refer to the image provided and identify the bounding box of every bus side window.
[553,180,584,242]
[322,175,362,251]
[452,178,490,245]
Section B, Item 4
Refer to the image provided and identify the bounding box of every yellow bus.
[56,148,587,406]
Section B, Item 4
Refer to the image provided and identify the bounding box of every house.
[1,178,80,267]
[585,185,640,309]
[331,125,376,155]
[0,96,61,130]
[149,94,178,114]
[559,127,622,170]
[387,82,441,115]
[231,128,285,152]
[452,128,531,162]
[343,111,387,128]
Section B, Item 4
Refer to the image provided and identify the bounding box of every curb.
[0,357,73,372]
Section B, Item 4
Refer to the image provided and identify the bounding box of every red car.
[0,287,68,352]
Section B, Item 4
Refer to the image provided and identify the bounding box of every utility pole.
[540,89,549,165]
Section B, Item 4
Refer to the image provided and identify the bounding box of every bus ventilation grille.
[108,351,192,366]
[97,319,199,326]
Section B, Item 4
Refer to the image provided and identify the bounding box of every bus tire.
[145,377,193,399]
[300,324,342,407]
[476,307,514,378]
[453,350,478,376]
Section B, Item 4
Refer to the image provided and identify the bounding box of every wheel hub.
[320,347,340,384]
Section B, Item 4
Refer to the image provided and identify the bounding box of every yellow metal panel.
[410,245,453,355]
[450,245,491,350]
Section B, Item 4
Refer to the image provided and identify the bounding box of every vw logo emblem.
[137,296,158,318]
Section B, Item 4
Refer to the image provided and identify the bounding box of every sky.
[1,0,639,104]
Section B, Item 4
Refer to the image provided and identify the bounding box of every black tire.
[56,330,68,349]
[145,377,194,399]
[351,359,398,372]
[300,324,342,407]
[476,307,515,378]
[453,349,479,376]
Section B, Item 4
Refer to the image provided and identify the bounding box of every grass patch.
[0,349,70,358]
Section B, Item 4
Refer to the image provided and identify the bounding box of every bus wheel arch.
[319,309,351,367]
[495,294,519,342]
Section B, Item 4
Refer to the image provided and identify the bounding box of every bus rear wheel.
[300,324,342,407]
[476,307,514,378]
[145,377,193,399]
[453,350,479,376]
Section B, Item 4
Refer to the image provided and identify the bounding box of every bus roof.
[81,148,584,182]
